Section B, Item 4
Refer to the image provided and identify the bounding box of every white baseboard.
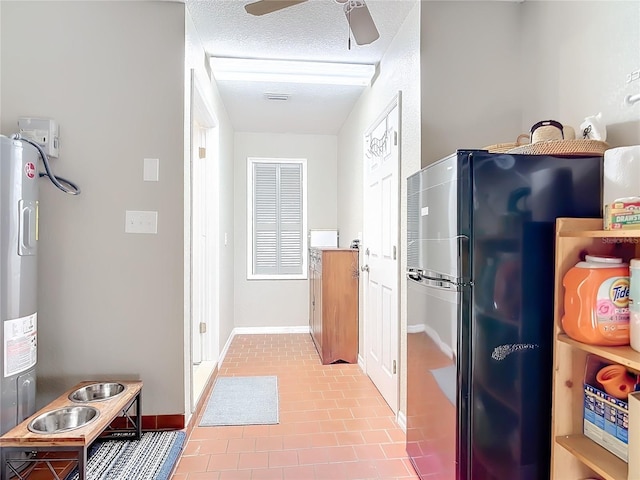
[396,409,407,432]
[218,325,310,366]
[218,331,235,368]
[357,353,365,371]
[407,324,426,334]
[233,325,310,335]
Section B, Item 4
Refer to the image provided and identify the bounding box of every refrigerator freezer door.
[407,276,459,479]
[418,155,459,278]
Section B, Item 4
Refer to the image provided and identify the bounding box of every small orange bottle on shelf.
[562,255,630,346]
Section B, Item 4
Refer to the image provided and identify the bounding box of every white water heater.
[0,135,38,435]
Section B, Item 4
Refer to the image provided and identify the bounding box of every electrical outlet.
[18,117,59,158]
[125,210,158,234]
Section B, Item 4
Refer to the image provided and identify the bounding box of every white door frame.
[189,69,220,412]
[361,92,401,413]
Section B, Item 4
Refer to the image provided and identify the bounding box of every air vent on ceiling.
[264,93,291,101]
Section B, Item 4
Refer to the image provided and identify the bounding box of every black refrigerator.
[405,150,603,480]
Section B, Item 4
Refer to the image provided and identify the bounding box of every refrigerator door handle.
[405,271,461,291]
[420,275,458,290]
[406,268,423,282]
[407,272,421,282]
[420,270,459,285]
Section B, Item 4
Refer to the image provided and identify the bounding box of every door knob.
[361,265,369,272]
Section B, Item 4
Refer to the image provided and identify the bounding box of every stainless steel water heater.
[0,135,38,435]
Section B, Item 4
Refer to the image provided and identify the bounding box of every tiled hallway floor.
[173,333,419,480]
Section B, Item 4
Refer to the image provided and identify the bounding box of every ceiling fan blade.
[345,1,380,45]
[244,0,308,16]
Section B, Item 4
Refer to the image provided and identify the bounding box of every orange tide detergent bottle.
[562,255,630,346]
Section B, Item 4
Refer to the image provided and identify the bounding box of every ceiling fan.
[244,0,380,46]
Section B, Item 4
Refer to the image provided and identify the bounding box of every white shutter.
[254,163,278,275]
[279,163,303,274]
[251,160,304,276]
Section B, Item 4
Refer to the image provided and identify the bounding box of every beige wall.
[233,132,338,328]
[521,1,640,147]
[337,0,421,419]
[420,1,522,166]
[420,1,640,162]
[1,1,186,415]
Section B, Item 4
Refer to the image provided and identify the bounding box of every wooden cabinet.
[552,218,640,480]
[309,248,359,364]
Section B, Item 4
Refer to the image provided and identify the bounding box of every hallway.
[174,333,419,479]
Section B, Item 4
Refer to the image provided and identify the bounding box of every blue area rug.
[66,430,185,480]
[200,375,279,426]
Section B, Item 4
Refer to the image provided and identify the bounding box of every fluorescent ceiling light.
[209,57,376,87]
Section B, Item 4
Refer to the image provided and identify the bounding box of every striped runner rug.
[66,430,185,480]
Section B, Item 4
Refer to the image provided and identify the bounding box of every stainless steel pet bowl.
[69,382,126,402]
[28,406,99,434]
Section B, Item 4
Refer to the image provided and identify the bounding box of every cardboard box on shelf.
[583,355,631,462]
[604,198,640,230]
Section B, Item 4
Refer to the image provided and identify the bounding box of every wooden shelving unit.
[551,218,640,480]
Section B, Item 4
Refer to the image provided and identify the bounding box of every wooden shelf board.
[556,218,640,238]
[557,333,640,372]
[556,434,627,480]
[559,229,640,238]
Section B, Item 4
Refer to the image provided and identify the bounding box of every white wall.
[233,132,337,328]
[212,93,236,351]
[521,1,640,146]
[1,1,186,415]
[420,2,522,166]
[337,0,421,417]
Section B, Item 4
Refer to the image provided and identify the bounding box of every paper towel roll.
[604,145,640,207]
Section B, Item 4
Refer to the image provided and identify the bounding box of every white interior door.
[362,95,400,413]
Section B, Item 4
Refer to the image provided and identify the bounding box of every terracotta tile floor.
[173,333,419,480]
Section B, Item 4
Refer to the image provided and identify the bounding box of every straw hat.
[483,134,530,153]
[506,138,609,156]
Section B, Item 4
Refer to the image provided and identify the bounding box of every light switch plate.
[125,210,158,234]
[143,158,159,182]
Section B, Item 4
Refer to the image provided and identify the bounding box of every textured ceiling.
[185,0,417,134]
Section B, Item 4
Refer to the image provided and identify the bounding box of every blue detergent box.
[583,355,630,462]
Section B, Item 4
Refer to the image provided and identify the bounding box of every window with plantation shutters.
[247,158,307,279]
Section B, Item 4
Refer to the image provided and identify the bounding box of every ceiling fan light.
[344,0,379,45]
[209,57,376,87]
